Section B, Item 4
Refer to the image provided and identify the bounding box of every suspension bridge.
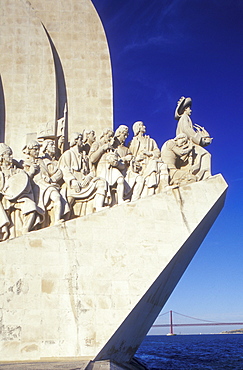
[152,311,243,335]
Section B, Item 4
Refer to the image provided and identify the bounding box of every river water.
[135,334,243,369]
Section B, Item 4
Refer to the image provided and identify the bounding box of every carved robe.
[176,113,202,145]
[129,135,160,189]
[0,166,41,237]
[90,142,124,187]
[22,157,64,215]
[176,113,211,180]
[59,146,106,200]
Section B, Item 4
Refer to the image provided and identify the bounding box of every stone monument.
[0,0,112,158]
[0,1,227,369]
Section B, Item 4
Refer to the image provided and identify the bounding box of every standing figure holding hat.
[175,96,213,180]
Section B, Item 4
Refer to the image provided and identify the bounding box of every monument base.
[0,174,227,364]
[86,358,148,370]
[0,358,147,370]
[0,359,88,370]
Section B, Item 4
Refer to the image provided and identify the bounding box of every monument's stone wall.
[30,0,113,137]
[0,0,113,158]
[0,0,56,158]
[0,175,227,362]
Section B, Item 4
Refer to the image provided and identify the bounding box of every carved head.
[42,139,56,155]
[184,107,192,116]
[133,121,146,136]
[114,125,129,143]
[82,129,96,145]
[175,96,192,120]
[100,128,114,144]
[23,140,40,158]
[69,132,82,148]
[0,143,13,166]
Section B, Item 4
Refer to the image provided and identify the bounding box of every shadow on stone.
[0,75,5,142]
[42,24,68,151]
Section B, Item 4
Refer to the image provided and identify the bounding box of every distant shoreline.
[220,328,243,334]
[148,331,243,336]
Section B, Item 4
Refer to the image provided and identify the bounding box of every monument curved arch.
[30,0,113,139]
[0,0,56,159]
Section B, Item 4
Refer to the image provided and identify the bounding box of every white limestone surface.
[0,0,113,156]
[0,0,56,158]
[0,174,227,361]
[29,0,113,138]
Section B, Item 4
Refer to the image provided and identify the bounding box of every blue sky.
[91,0,243,334]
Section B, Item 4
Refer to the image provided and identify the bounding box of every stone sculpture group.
[0,96,212,241]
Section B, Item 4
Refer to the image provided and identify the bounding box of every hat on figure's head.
[0,143,11,156]
[175,96,192,120]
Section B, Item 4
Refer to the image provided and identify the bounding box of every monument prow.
[93,176,227,366]
[0,174,227,367]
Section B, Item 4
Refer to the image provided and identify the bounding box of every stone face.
[0,174,227,362]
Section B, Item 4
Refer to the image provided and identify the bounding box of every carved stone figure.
[129,121,161,196]
[0,144,40,241]
[161,134,197,186]
[58,132,107,215]
[41,139,69,218]
[113,125,132,159]
[113,125,133,177]
[41,139,64,182]
[175,97,212,180]
[22,140,64,226]
[0,93,216,241]
[82,129,96,156]
[82,129,97,176]
[90,128,127,206]
[124,159,145,201]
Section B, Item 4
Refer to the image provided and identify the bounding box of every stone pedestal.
[0,174,227,366]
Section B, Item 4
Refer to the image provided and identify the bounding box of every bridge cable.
[172,310,218,323]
